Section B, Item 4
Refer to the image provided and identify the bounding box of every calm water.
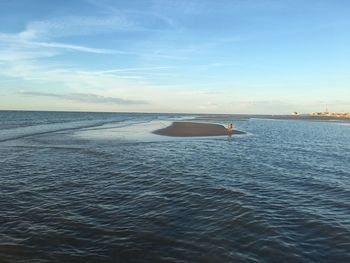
[0,111,349,262]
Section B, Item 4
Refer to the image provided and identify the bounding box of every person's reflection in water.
[227,134,233,143]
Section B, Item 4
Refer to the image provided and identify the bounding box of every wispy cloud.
[0,48,59,61]
[18,91,148,105]
[97,66,175,74]
[0,18,130,58]
[27,41,121,54]
[84,0,179,29]
[0,13,191,60]
[19,15,137,40]
[0,60,172,83]
[0,10,150,63]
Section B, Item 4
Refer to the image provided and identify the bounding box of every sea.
[0,110,349,263]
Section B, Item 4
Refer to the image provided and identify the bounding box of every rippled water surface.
[1,111,349,262]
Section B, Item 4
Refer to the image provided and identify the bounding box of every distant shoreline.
[1,110,349,122]
[153,122,245,137]
[194,115,350,121]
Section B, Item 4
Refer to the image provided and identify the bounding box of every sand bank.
[153,122,245,137]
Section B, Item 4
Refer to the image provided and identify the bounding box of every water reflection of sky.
[74,120,171,142]
[74,119,248,143]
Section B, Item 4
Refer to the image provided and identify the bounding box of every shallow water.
[1,111,349,262]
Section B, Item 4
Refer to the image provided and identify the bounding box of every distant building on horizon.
[310,111,350,118]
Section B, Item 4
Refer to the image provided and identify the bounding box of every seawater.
[0,111,349,262]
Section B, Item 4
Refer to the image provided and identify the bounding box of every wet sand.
[153,122,245,137]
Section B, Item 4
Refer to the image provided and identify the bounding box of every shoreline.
[193,114,350,121]
[153,122,245,137]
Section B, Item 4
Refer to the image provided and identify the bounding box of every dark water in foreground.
[0,111,349,262]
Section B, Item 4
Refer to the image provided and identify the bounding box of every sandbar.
[153,122,245,137]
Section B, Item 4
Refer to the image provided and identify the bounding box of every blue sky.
[0,0,349,113]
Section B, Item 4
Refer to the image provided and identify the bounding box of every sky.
[0,0,349,114]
